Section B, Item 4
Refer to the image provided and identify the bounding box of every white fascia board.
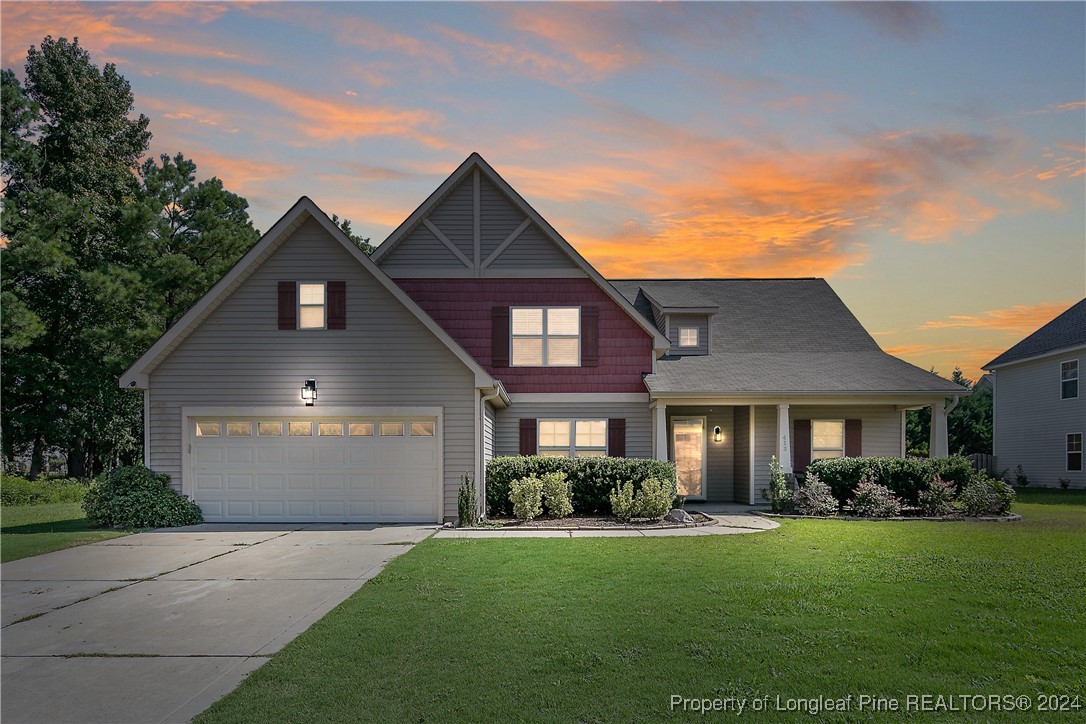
[983,343,1086,371]
[649,392,961,406]
[508,393,650,404]
[182,405,445,418]
[120,197,496,390]
[372,153,671,356]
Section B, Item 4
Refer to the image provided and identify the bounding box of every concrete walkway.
[1,523,434,724]
[433,514,779,538]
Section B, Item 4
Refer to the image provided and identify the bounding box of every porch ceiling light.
[301,378,318,406]
[714,426,723,443]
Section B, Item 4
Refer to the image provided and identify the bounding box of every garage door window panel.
[349,422,374,436]
[227,422,252,437]
[196,422,221,437]
[289,422,313,436]
[258,422,282,436]
[410,421,435,436]
[380,422,404,436]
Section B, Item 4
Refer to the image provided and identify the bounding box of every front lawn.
[200,492,1085,723]
[1,503,129,562]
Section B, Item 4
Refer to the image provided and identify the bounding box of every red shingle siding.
[397,279,653,393]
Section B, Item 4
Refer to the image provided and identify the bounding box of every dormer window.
[679,328,699,347]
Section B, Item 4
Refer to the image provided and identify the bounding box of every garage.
[187,414,441,523]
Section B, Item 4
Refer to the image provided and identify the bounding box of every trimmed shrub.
[486,457,676,517]
[609,481,637,522]
[1015,464,1030,487]
[792,472,838,516]
[540,472,573,518]
[83,466,202,529]
[806,455,975,506]
[918,475,956,516]
[1,474,88,506]
[636,477,677,520]
[849,475,902,518]
[509,476,544,521]
[959,475,1015,517]
[457,473,477,527]
[762,455,792,513]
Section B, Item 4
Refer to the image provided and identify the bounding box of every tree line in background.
[906,368,993,458]
[1,37,369,479]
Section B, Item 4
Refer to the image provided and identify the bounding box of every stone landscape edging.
[762,512,1022,523]
[455,516,719,532]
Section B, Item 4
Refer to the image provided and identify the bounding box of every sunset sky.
[3,1,1083,379]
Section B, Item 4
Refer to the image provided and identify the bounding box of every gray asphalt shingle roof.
[984,298,1086,369]
[610,279,963,395]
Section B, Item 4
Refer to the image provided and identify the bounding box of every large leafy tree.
[905,367,992,457]
[2,38,258,478]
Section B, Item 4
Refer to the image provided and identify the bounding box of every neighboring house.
[983,299,1086,489]
[120,153,966,522]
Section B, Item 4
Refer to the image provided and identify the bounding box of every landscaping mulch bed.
[487,511,716,530]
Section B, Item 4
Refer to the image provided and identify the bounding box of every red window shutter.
[794,419,812,472]
[845,419,863,457]
[581,306,599,367]
[327,281,346,329]
[492,306,510,367]
[607,418,626,457]
[277,281,297,329]
[519,418,537,456]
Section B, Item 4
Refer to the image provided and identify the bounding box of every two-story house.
[984,299,1085,488]
[120,153,965,522]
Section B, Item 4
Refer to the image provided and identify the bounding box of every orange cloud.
[186,72,443,146]
[0,2,247,65]
[919,301,1078,333]
[173,149,291,199]
[435,27,585,83]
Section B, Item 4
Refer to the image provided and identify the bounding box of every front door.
[672,418,706,499]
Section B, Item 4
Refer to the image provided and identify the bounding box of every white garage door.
[189,416,440,523]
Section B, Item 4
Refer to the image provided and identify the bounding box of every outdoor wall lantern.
[714,425,723,443]
[301,378,318,406]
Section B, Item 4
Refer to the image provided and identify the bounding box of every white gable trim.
[371,153,671,355]
[120,197,496,390]
[983,343,1086,371]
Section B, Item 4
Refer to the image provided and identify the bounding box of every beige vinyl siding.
[426,177,475,258]
[749,404,903,503]
[487,225,580,269]
[493,401,652,458]
[733,406,751,503]
[483,405,495,463]
[378,223,468,271]
[992,350,1085,488]
[147,217,477,519]
[667,314,710,355]
[666,406,735,501]
[479,177,527,259]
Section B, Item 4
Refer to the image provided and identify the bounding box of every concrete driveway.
[1,523,434,723]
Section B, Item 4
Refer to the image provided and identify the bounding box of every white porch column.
[777,403,793,473]
[654,403,668,461]
[929,403,949,458]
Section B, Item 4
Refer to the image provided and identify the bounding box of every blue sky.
[3,1,1083,378]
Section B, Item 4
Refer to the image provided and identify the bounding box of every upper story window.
[511,307,579,366]
[538,419,606,457]
[1061,360,1078,399]
[1068,433,1083,472]
[678,328,699,347]
[298,283,326,330]
[812,420,845,460]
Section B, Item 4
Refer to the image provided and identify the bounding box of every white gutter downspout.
[478,385,505,518]
[945,394,961,416]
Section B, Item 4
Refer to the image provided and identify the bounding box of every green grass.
[1,503,128,562]
[200,493,1086,723]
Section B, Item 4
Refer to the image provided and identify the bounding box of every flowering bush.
[849,474,902,518]
[793,473,838,516]
[958,475,1015,517]
[918,475,956,517]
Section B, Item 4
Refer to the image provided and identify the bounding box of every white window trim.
[510,306,581,367]
[1068,432,1083,473]
[537,418,607,457]
[1060,359,1079,400]
[678,327,699,347]
[298,281,327,330]
[812,419,846,460]
[670,416,707,500]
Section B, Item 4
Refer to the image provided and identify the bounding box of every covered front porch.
[651,395,962,505]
